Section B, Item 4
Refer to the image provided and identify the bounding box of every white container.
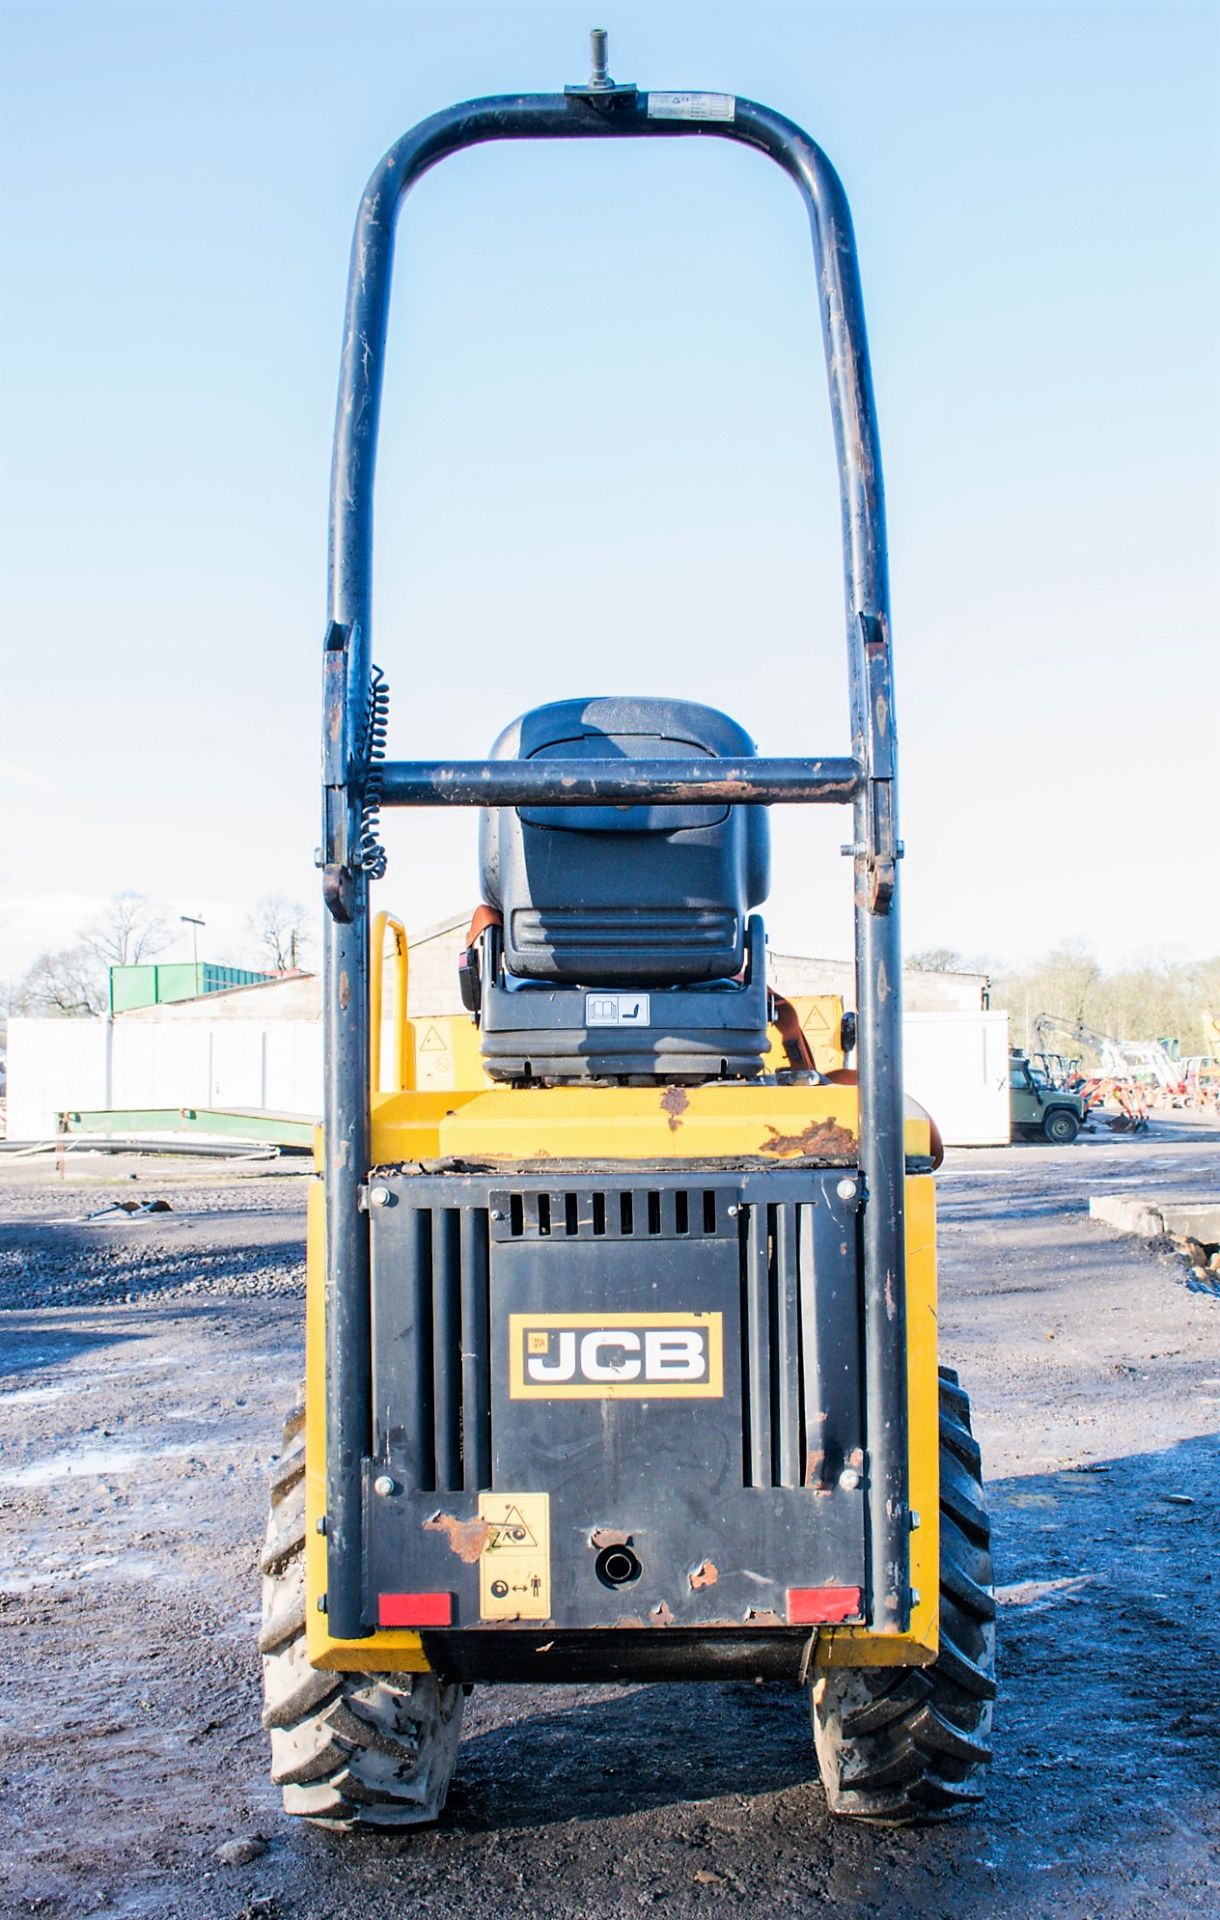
[903,1010,1011,1148]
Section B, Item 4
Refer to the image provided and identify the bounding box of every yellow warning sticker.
[414,1020,457,1091]
[478,1492,550,1621]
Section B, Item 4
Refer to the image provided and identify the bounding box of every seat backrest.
[479,697,770,986]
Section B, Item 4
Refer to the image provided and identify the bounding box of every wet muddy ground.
[2,1116,1219,1918]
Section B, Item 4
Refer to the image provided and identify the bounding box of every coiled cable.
[358,664,390,879]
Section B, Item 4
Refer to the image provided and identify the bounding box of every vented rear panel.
[370,1171,861,1500]
[491,1181,725,1242]
[740,1199,862,1492]
[366,1167,866,1639]
[370,1202,491,1496]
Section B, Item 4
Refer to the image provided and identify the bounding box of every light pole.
[181,914,205,986]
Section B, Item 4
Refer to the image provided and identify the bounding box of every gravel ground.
[1,1120,1219,1919]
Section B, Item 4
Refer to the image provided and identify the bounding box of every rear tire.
[811,1367,995,1823]
[260,1406,465,1829]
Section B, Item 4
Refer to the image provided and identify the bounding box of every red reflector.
[787,1585,863,1625]
[378,1591,452,1628]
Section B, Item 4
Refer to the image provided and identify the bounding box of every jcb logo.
[508,1312,724,1400]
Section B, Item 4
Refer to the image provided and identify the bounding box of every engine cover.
[362,1165,867,1675]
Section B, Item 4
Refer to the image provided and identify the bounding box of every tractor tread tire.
[839,1668,932,1737]
[939,1450,989,1545]
[260,1410,464,1830]
[931,1634,997,1704]
[261,1636,343,1730]
[812,1368,995,1824]
[269,1447,305,1507]
[940,1527,997,1624]
[261,1507,307,1577]
[258,1561,306,1656]
[939,1406,982,1476]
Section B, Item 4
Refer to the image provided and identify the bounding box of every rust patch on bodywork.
[650,1601,675,1627]
[424,1512,491,1563]
[688,1560,718,1591]
[590,1528,633,1550]
[760,1116,856,1160]
[660,1086,689,1133]
[744,1608,784,1627]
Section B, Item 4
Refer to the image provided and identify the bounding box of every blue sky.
[1,1,1217,981]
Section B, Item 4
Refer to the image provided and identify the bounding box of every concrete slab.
[1089,1193,1220,1241]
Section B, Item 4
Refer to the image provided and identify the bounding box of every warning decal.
[478,1491,551,1621]
[413,1018,457,1091]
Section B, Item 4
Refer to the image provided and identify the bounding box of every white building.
[5,914,1009,1146]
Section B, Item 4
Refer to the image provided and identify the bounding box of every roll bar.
[320,35,907,1642]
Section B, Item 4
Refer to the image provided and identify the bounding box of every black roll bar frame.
[320,51,908,1644]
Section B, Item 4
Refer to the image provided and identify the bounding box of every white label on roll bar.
[647,92,736,122]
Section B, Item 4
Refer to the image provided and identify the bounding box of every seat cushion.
[479,697,770,986]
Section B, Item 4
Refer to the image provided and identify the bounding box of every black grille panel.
[490,1186,724,1241]
[369,1172,861,1507]
[739,1200,862,1492]
[371,1203,490,1496]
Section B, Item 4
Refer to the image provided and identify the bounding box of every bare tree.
[81,892,172,969]
[905,946,967,973]
[245,896,314,973]
[18,945,107,1017]
[1038,942,1101,1023]
[14,893,171,1019]
[989,945,1220,1051]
